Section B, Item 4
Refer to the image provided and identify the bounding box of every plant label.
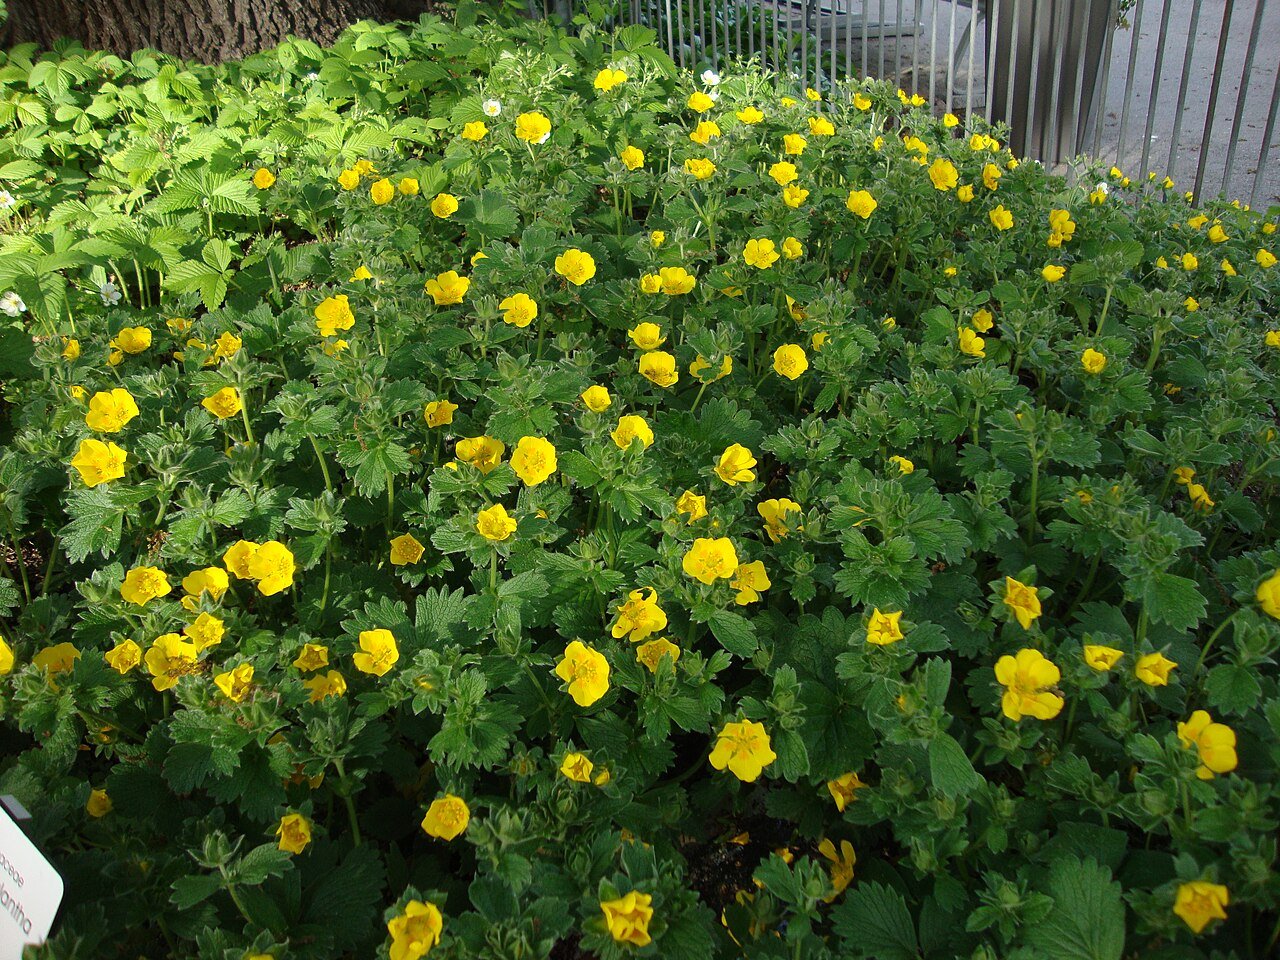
[0,799,63,958]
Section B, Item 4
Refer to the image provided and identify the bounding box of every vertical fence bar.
[1088,0,1120,157]
[1066,0,1093,159]
[1222,0,1267,200]
[1138,0,1174,180]
[1192,0,1238,199]
[879,0,888,80]
[830,0,838,81]
[801,0,810,85]
[985,0,1001,123]
[698,0,708,67]
[846,0,854,76]
[762,0,769,68]
[1003,0,1021,131]
[1250,60,1280,207]
[1115,0,1146,169]
[1165,0,1204,187]
[945,0,958,115]
[964,0,977,120]
[1023,0,1043,158]
[664,0,676,67]
[864,0,872,81]
[675,0,686,68]
[1046,0,1066,163]
[736,0,743,60]
[928,0,939,105]
[907,0,916,90]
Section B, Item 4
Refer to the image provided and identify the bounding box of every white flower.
[1094,181,1109,196]
[99,281,122,306]
[305,72,319,81]
[0,291,26,316]
[708,89,720,102]
[0,190,14,210]
[482,99,502,117]
[701,70,721,86]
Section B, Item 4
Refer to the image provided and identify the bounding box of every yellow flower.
[337,168,360,190]
[560,752,595,782]
[304,670,347,702]
[143,634,197,691]
[476,504,518,541]
[970,309,994,333]
[86,787,112,817]
[809,115,835,136]
[994,648,1064,721]
[276,813,312,855]
[461,120,488,141]
[370,178,395,204]
[1257,248,1277,268]
[498,292,538,328]
[676,489,708,524]
[888,455,914,475]
[690,354,733,381]
[1135,651,1177,686]
[636,637,681,672]
[956,183,975,202]
[1042,264,1066,283]
[424,399,458,427]
[601,891,653,946]
[71,438,127,487]
[515,111,552,143]
[593,67,627,91]
[1256,570,1280,618]
[85,388,139,433]
[33,642,80,675]
[687,91,714,112]
[758,498,801,542]
[958,327,986,358]
[430,193,459,218]
[1177,710,1238,779]
[390,533,425,566]
[684,157,716,180]
[658,266,696,295]
[247,540,295,596]
[715,443,757,485]
[982,162,1002,189]
[121,566,171,606]
[846,189,878,218]
[866,608,904,645]
[510,436,558,486]
[1002,577,1042,629]
[252,167,275,189]
[989,205,1014,230]
[184,611,225,651]
[744,238,779,269]
[818,838,856,900]
[690,120,721,145]
[105,639,142,674]
[628,321,665,350]
[1181,252,1199,270]
[387,901,443,960]
[1174,881,1229,934]
[612,415,654,450]
[805,87,821,101]
[782,185,809,208]
[293,643,330,672]
[650,230,666,247]
[612,587,668,642]
[827,772,867,812]
[682,537,739,584]
[555,640,610,706]
[425,270,470,305]
[709,719,776,781]
[421,794,470,840]
[353,628,399,677]
[769,161,798,186]
[353,159,376,177]
[1080,347,1107,374]
[773,343,808,380]
[620,145,645,170]
[581,385,611,412]
[314,295,355,336]
[1185,296,1200,312]
[639,351,678,388]
[780,238,803,262]
[112,326,151,355]
[1083,644,1123,671]
[0,636,13,675]
[399,177,419,195]
[201,386,242,419]
[222,539,260,579]
[211,331,242,363]
[456,435,506,474]
[736,105,764,123]
[555,248,596,285]
[62,337,81,360]
[928,158,958,191]
[732,560,771,604]
[214,663,254,703]
[639,273,662,294]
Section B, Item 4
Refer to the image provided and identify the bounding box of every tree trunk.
[1,0,429,62]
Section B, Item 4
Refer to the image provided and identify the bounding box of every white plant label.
[0,804,63,957]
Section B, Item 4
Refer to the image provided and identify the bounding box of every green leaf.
[170,875,223,910]
[831,882,920,960]
[1205,663,1261,715]
[1024,858,1125,960]
[707,610,757,657]
[1141,572,1206,632]
[928,733,982,797]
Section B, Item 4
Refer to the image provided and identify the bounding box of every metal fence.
[606,0,1279,206]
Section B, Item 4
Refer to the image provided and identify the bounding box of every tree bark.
[1,0,432,62]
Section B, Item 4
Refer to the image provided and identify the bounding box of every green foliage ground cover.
[1,8,1279,960]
